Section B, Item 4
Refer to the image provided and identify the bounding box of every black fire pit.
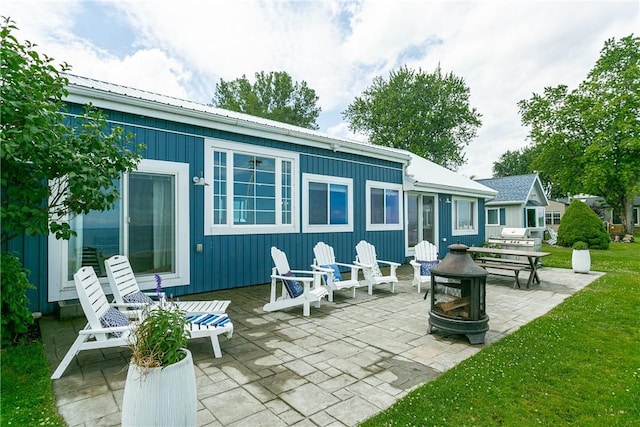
[428,243,489,344]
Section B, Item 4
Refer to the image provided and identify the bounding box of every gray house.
[475,174,549,240]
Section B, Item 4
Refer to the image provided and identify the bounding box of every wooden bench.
[476,260,529,289]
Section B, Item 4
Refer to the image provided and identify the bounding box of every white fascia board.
[409,179,498,199]
[65,86,411,164]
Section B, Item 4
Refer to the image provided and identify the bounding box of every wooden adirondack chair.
[263,247,329,316]
[354,240,400,295]
[104,255,230,315]
[409,240,440,293]
[312,241,363,301]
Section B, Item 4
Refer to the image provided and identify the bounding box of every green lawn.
[362,241,640,426]
[1,340,66,426]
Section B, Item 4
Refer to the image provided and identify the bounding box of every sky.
[3,0,638,178]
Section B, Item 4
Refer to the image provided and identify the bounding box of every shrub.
[129,305,190,369]
[572,241,589,250]
[557,200,610,249]
[1,252,35,347]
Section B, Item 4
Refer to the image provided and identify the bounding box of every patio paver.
[43,264,603,426]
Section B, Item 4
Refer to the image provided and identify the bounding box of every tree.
[557,200,610,249]
[518,35,640,233]
[1,18,143,245]
[492,146,537,177]
[342,65,482,170]
[212,71,321,130]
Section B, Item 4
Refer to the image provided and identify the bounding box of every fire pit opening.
[428,243,489,344]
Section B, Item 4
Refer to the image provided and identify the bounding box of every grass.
[1,241,638,427]
[1,338,66,426]
[362,240,640,426]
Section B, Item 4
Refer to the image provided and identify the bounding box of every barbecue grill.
[487,227,541,252]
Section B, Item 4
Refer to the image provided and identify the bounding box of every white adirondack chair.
[104,255,230,315]
[52,266,233,379]
[546,228,558,245]
[264,246,329,316]
[312,241,363,301]
[51,266,141,379]
[409,240,440,293]
[354,240,400,295]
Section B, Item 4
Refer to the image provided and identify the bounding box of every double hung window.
[486,208,500,226]
[453,197,477,235]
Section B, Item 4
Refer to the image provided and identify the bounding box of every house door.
[407,193,436,248]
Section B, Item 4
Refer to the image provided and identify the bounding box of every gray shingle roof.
[475,174,538,204]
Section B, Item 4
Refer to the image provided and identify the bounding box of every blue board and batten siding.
[19,103,405,313]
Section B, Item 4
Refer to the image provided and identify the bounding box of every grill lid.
[500,227,528,238]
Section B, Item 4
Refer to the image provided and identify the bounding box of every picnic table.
[466,247,551,289]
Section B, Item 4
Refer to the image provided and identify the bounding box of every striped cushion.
[187,313,231,327]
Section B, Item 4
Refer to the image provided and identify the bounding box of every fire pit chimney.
[429,243,489,344]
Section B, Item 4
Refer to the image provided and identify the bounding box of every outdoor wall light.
[192,171,209,186]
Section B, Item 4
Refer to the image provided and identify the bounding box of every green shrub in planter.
[1,253,35,347]
[572,241,589,250]
[129,305,190,368]
[557,200,610,249]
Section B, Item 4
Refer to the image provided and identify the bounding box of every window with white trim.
[303,174,353,232]
[527,207,545,228]
[205,140,298,235]
[486,208,500,226]
[545,211,561,225]
[452,197,477,235]
[633,207,639,226]
[48,159,190,301]
[366,181,403,231]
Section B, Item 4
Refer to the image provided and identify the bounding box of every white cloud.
[4,0,638,178]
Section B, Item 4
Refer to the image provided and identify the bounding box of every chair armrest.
[79,325,132,335]
[409,259,420,267]
[354,260,374,269]
[377,259,401,267]
[334,262,360,271]
[311,265,333,273]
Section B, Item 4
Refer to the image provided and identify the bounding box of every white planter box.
[122,348,196,427]
[572,249,591,274]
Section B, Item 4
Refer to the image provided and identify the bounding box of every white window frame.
[452,196,478,236]
[365,180,404,231]
[633,207,639,226]
[204,139,299,235]
[526,206,546,228]
[302,173,353,233]
[486,208,500,226]
[48,159,190,302]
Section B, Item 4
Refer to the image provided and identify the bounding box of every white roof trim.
[64,75,411,164]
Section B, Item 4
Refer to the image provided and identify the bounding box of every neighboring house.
[475,174,549,240]
[7,75,496,314]
[545,198,569,231]
[574,194,640,233]
[403,152,497,257]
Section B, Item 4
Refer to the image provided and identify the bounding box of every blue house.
[10,75,496,314]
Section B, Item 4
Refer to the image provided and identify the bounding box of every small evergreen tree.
[557,200,610,249]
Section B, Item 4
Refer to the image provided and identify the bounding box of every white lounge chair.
[52,266,233,379]
[312,241,363,301]
[263,246,329,316]
[354,240,400,295]
[51,266,142,379]
[546,228,558,245]
[409,240,440,294]
[104,255,230,315]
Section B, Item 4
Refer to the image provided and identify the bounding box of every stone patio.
[42,264,603,426]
